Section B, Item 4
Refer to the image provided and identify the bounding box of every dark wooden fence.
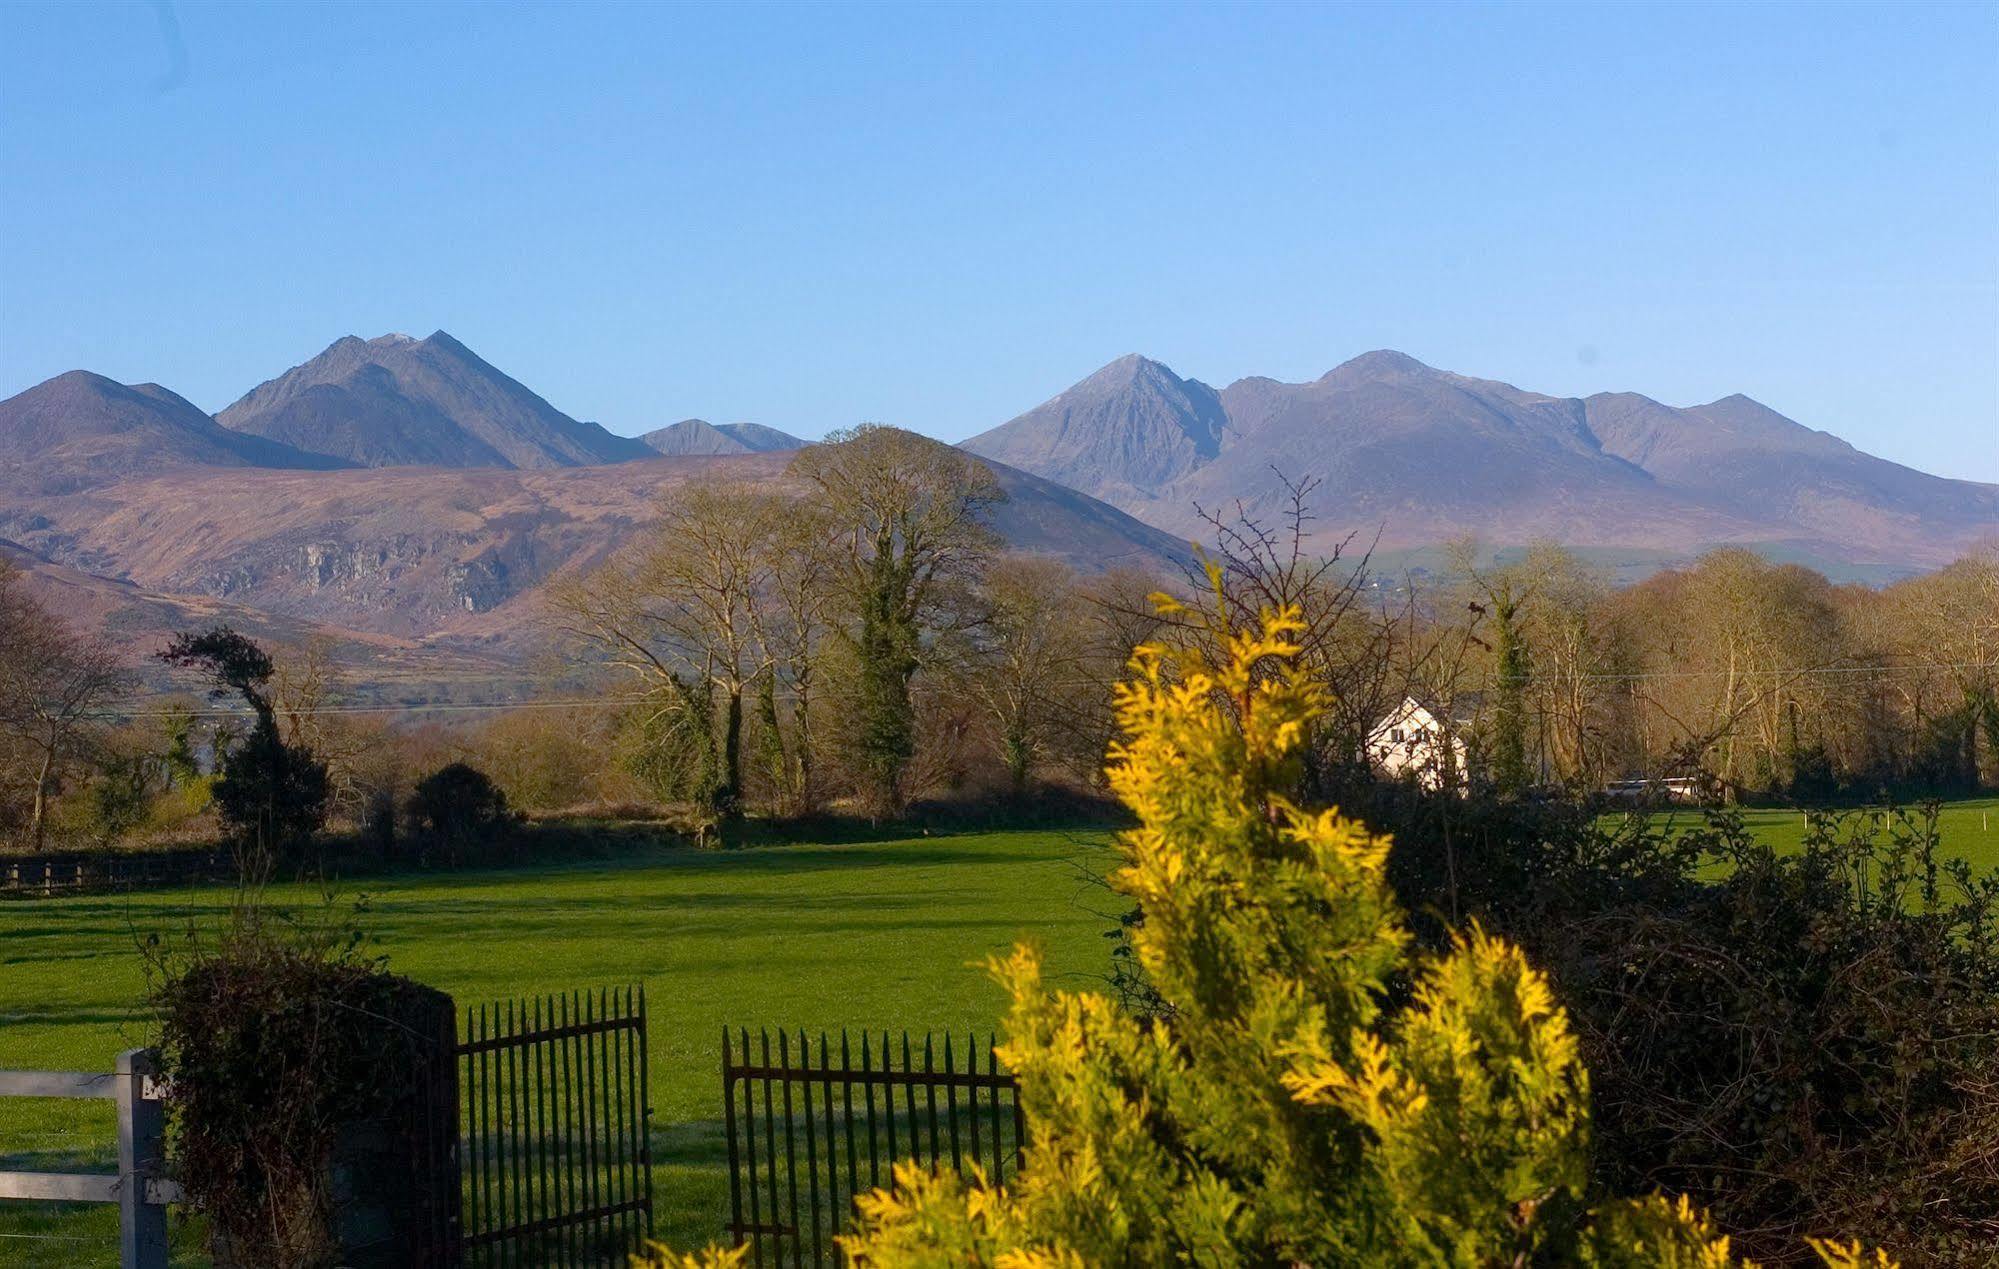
[457,988,653,1267]
[0,850,230,897]
[722,1029,1026,1266]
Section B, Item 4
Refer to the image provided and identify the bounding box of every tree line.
[548,447,1999,824]
[0,429,1994,853]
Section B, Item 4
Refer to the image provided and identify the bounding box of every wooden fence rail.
[0,851,230,898]
[0,1050,180,1269]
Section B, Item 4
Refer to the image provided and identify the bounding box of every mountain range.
[0,332,1188,671]
[965,350,1994,567]
[0,331,1989,682]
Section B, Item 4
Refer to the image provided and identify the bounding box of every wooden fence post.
[117,1048,168,1269]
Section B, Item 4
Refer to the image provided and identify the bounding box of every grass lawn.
[1607,795,1999,874]
[0,826,1121,1267]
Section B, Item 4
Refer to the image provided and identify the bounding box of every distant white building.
[1604,776,1707,804]
[1365,695,1473,790]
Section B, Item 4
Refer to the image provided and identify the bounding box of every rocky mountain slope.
[965,350,1995,569]
[639,418,807,456]
[1582,391,1996,551]
[216,331,653,469]
[0,451,1192,651]
[0,538,533,698]
[0,370,348,494]
[965,354,1229,506]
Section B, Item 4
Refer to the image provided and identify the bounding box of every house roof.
[1379,693,1481,729]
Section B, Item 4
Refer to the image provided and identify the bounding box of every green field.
[0,827,1121,1267]
[3,799,1995,1267]
[1609,796,1999,874]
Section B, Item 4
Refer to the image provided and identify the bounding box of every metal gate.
[722,1028,1026,1266]
[458,987,653,1266]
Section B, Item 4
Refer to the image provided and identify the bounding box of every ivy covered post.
[148,910,461,1268]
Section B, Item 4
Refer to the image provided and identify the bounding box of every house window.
[1390,728,1406,743]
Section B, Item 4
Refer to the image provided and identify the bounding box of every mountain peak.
[215,331,650,470]
[1077,353,1172,388]
[963,353,1228,499]
[46,368,120,391]
[640,418,806,457]
[0,368,348,489]
[422,329,472,354]
[1324,349,1434,380]
[640,418,746,456]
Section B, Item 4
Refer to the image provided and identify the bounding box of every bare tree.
[1173,473,1442,793]
[0,561,131,849]
[753,497,841,813]
[551,484,781,817]
[969,555,1093,793]
[1073,564,1177,785]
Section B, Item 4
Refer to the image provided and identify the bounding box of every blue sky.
[2,1,1994,480]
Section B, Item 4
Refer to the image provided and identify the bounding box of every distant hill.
[965,350,1996,570]
[0,451,1192,649]
[639,418,806,456]
[216,331,652,469]
[1582,390,1997,552]
[0,370,348,494]
[715,422,809,451]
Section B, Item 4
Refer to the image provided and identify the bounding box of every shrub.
[474,704,631,811]
[405,762,512,864]
[1363,781,1999,1263]
[1559,808,1998,1264]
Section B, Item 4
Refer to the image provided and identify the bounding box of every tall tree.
[755,498,841,813]
[1514,543,1632,789]
[970,555,1091,793]
[553,485,781,817]
[1620,549,1848,795]
[1881,543,1999,788]
[1447,539,1537,795]
[789,425,1003,815]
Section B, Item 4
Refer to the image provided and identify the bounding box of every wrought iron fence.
[458,987,653,1267]
[722,1028,1026,1266]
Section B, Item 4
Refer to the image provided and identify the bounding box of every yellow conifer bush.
[639,585,1893,1267]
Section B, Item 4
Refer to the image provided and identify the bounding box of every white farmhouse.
[1365,695,1473,790]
